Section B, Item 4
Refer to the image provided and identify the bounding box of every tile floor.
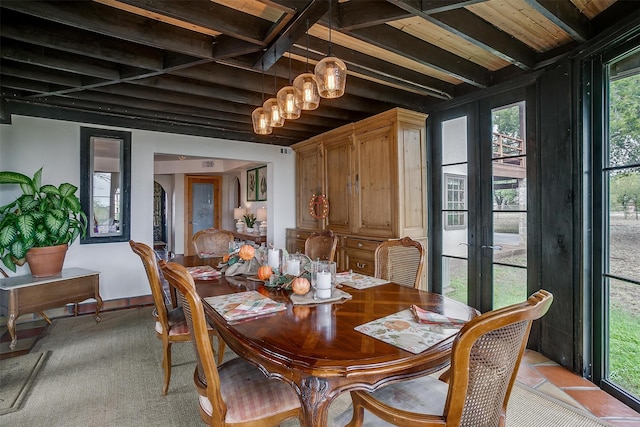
[518,350,640,426]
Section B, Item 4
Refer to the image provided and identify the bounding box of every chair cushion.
[155,306,190,335]
[199,358,300,424]
[333,375,448,427]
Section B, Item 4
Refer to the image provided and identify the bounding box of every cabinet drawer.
[344,237,380,252]
[286,229,314,241]
[344,249,375,276]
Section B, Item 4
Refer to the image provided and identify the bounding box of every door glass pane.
[443,257,468,304]
[441,116,468,303]
[492,102,527,309]
[607,277,640,397]
[192,183,214,233]
[604,50,640,402]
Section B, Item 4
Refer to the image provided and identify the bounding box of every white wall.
[0,115,296,301]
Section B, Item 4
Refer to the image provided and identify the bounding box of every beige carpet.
[0,351,48,415]
[0,307,613,426]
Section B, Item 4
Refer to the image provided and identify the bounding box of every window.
[445,174,466,229]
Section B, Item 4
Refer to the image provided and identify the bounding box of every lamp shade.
[293,73,320,110]
[251,107,272,135]
[315,56,347,99]
[277,86,301,119]
[263,98,285,127]
[233,207,246,220]
[256,207,267,222]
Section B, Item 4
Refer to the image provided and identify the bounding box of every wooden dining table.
[172,255,478,427]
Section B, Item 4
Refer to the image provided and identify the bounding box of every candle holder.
[312,261,336,299]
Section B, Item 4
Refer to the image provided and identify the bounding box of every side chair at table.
[192,228,235,258]
[129,240,225,396]
[341,290,554,427]
[374,236,424,288]
[160,261,303,427]
[305,230,338,262]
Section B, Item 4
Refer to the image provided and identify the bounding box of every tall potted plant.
[0,168,87,276]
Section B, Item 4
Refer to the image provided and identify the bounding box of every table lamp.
[256,207,267,236]
[233,207,246,233]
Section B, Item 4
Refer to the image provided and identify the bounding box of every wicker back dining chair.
[305,230,338,262]
[374,236,424,288]
[192,228,234,258]
[342,290,554,427]
[159,261,303,427]
[129,240,225,395]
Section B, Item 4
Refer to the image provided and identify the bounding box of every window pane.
[493,212,527,267]
[192,183,214,233]
[442,116,467,165]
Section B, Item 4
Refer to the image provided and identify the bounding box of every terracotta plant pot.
[25,244,68,277]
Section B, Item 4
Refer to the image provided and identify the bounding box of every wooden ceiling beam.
[1,1,216,59]
[111,0,273,46]
[523,0,590,42]
[336,1,411,30]
[418,0,487,14]
[389,1,536,70]
[346,24,491,87]
[253,0,328,71]
[0,9,165,71]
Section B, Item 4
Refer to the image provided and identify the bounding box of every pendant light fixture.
[315,0,347,99]
[252,61,272,135]
[263,51,285,127]
[277,43,302,120]
[294,19,320,111]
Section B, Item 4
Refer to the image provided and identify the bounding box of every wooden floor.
[518,350,640,426]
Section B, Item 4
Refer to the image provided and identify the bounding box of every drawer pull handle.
[358,243,363,247]
[356,262,367,269]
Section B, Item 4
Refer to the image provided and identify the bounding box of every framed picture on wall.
[247,168,257,201]
[257,166,267,201]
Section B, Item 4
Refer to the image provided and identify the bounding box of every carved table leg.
[95,293,103,323]
[7,311,17,350]
[300,376,335,427]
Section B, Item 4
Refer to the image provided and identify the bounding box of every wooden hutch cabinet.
[288,108,428,287]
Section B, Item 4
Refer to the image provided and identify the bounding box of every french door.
[430,88,533,313]
[592,41,640,410]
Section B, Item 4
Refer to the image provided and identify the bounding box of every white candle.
[286,259,300,276]
[317,271,331,290]
[268,249,279,269]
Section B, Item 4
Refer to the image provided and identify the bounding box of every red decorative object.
[308,194,329,219]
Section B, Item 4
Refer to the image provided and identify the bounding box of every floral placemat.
[335,272,389,289]
[290,288,353,305]
[204,291,286,322]
[186,265,221,280]
[354,308,463,354]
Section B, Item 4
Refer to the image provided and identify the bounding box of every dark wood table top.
[172,255,478,427]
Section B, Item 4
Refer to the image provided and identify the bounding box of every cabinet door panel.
[296,144,323,229]
[325,136,351,234]
[355,126,395,237]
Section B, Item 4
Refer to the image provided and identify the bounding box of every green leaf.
[40,184,60,196]
[45,212,63,235]
[58,182,78,198]
[0,224,18,247]
[32,168,42,191]
[10,239,27,259]
[0,171,32,185]
[16,214,35,241]
[34,229,48,245]
[2,254,17,272]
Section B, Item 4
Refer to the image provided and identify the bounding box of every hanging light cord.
[261,59,265,102]
[328,0,332,56]
[305,19,310,71]
[274,50,277,94]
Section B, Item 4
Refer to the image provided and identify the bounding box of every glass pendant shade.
[263,98,285,127]
[277,86,301,119]
[315,56,347,99]
[293,73,320,110]
[251,107,272,135]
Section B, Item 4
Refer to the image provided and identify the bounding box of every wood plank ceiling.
[0,0,636,146]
